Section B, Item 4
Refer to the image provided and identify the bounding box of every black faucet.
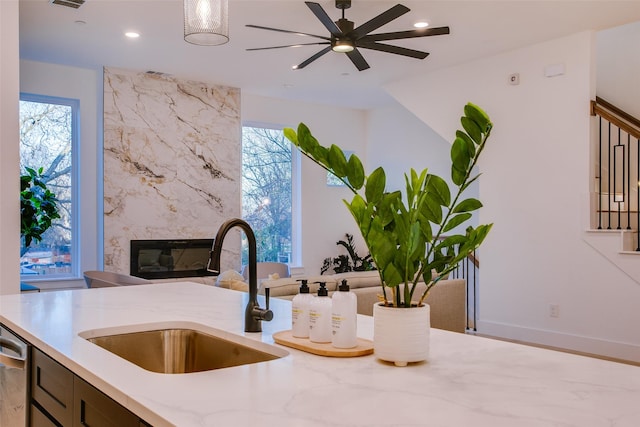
[207,218,273,332]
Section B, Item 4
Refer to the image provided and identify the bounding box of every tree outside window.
[241,127,292,265]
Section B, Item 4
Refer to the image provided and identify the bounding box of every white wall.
[366,102,452,192]
[20,60,100,289]
[597,21,640,118]
[0,0,20,295]
[385,31,640,362]
[242,94,367,275]
[366,100,481,241]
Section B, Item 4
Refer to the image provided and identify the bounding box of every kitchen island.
[1,282,639,426]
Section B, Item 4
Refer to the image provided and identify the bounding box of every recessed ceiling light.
[74,20,86,26]
[414,21,429,28]
[125,31,140,38]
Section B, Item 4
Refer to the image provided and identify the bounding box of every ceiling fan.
[246,0,450,71]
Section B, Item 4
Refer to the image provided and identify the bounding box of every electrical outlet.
[549,304,560,318]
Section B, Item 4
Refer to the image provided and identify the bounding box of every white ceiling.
[19,0,640,109]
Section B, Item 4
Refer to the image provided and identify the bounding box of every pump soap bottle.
[309,282,332,343]
[331,279,358,348]
[291,279,313,338]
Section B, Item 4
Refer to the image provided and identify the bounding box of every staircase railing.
[436,235,479,332]
[591,97,640,247]
[449,250,479,332]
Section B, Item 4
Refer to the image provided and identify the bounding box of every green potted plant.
[284,103,493,365]
[321,233,376,274]
[20,166,60,257]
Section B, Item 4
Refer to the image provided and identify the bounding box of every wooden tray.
[273,330,373,357]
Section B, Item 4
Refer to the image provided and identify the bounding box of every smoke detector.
[49,0,85,9]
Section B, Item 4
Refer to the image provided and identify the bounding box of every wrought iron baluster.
[627,133,631,230]
[614,131,624,229]
[598,116,603,229]
[472,250,477,332]
[608,122,612,229]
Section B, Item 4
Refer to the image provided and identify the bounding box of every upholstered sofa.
[259,271,467,333]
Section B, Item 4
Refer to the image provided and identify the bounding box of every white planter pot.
[373,303,430,367]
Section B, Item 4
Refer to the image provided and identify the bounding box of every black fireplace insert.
[130,239,215,279]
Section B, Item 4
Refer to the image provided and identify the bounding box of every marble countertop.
[1,282,639,427]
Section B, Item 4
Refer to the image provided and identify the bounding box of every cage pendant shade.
[184,0,229,46]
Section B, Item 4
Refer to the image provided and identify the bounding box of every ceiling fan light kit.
[247,0,450,71]
[333,40,354,52]
[184,0,229,46]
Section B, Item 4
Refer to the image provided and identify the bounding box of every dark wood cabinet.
[30,404,59,427]
[30,348,148,427]
[73,376,139,427]
[32,348,74,426]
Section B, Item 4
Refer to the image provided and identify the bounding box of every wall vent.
[49,0,85,9]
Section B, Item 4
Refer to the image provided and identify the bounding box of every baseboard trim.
[476,319,640,364]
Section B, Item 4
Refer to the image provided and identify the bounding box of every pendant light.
[184,0,229,46]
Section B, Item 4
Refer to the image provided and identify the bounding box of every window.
[19,94,78,279]
[241,126,293,265]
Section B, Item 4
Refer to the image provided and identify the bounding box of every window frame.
[19,92,80,281]
[241,123,301,267]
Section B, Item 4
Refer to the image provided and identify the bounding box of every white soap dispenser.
[331,279,358,348]
[291,279,313,338]
[309,282,332,343]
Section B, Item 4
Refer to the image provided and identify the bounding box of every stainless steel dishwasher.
[0,324,29,427]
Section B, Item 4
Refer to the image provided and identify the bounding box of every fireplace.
[130,239,215,279]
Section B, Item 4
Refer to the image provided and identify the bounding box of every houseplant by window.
[284,103,493,365]
[20,166,60,257]
[321,233,375,274]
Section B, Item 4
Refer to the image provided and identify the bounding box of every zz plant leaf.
[453,198,483,213]
[346,155,365,189]
[328,144,349,177]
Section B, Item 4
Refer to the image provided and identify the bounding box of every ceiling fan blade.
[357,41,429,59]
[346,48,370,71]
[350,4,410,39]
[362,26,450,42]
[305,2,342,37]
[294,46,333,69]
[247,42,330,51]
[246,24,330,41]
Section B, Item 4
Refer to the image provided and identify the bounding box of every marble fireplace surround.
[103,67,241,274]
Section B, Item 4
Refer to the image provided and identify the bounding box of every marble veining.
[1,283,639,427]
[103,68,241,274]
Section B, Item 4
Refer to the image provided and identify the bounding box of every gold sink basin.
[80,322,288,374]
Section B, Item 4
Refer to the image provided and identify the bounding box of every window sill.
[21,278,86,291]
